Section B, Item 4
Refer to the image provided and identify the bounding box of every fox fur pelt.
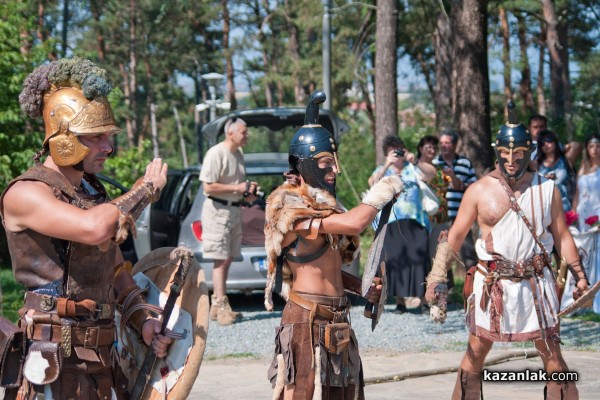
[264,182,360,311]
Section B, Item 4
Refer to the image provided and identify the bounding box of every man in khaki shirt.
[200,118,257,325]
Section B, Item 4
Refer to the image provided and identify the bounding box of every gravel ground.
[202,294,600,359]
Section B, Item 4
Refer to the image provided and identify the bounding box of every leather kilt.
[268,292,364,400]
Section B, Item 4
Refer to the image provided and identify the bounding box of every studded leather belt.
[30,323,115,348]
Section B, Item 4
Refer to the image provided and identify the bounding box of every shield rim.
[131,246,210,400]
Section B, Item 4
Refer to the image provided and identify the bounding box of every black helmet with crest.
[289,90,340,195]
[495,101,533,181]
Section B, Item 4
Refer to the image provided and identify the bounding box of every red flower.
[585,215,599,227]
[565,210,579,227]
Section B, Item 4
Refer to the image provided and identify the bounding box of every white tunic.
[468,175,560,341]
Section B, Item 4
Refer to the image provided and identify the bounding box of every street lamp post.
[195,72,231,162]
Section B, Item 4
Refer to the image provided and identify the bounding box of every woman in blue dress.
[368,135,431,313]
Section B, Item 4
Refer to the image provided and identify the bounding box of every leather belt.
[208,195,242,207]
[288,290,349,365]
[479,254,545,279]
[24,292,113,321]
[31,323,115,348]
[288,290,348,321]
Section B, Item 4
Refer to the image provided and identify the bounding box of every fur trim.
[361,175,404,210]
[272,353,285,400]
[263,183,360,310]
[313,345,322,400]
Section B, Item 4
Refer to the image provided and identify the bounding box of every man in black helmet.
[264,91,403,399]
[425,103,589,399]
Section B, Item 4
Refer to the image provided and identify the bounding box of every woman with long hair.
[536,130,576,212]
[570,134,600,313]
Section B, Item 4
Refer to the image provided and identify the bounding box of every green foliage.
[0,268,25,323]
[336,111,376,209]
[0,2,47,193]
[572,52,600,139]
[103,140,153,198]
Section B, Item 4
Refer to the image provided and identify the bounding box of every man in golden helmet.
[1,57,172,399]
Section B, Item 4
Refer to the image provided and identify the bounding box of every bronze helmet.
[20,57,120,167]
[43,87,120,166]
[289,90,340,195]
[495,101,532,181]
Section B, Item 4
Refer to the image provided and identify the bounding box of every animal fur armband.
[110,177,161,244]
[426,241,462,287]
[361,175,404,210]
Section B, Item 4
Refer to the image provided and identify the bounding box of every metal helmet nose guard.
[495,101,533,181]
[289,90,340,195]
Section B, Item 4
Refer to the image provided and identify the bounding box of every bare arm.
[3,181,121,245]
[204,181,251,195]
[368,150,403,187]
[564,141,583,167]
[548,187,588,292]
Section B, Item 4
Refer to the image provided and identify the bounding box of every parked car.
[131,107,358,293]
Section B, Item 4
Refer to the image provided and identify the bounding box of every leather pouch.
[320,323,350,354]
[0,316,25,388]
[463,266,478,310]
[23,341,62,385]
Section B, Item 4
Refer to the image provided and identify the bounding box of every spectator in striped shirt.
[432,129,478,273]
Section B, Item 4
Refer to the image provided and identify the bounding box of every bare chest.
[477,181,529,229]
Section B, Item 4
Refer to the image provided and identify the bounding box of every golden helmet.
[42,86,120,166]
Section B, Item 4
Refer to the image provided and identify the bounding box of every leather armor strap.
[110,177,161,244]
[24,292,113,320]
[495,172,551,265]
[30,323,115,348]
[495,171,588,283]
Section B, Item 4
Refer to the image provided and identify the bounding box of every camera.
[243,181,264,198]
[394,149,405,157]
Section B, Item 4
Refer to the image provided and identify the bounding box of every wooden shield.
[117,247,209,400]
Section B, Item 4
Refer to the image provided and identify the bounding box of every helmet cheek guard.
[495,101,533,181]
[289,90,339,196]
[42,87,120,167]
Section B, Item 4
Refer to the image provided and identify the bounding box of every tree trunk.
[536,22,547,116]
[119,62,134,148]
[375,0,397,166]
[61,0,69,58]
[541,0,565,121]
[558,21,573,139]
[90,0,106,61]
[128,0,138,146]
[516,12,534,116]
[499,6,512,103]
[222,0,237,111]
[37,1,56,61]
[433,12,452,129]
[450,0,492,175]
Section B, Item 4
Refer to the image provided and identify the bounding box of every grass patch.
[570,311,600,323]
[206,352,258,361]
[1,268,25,322]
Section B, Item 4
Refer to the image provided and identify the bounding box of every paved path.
[190,350,600,399]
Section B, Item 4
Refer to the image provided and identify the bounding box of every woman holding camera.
[368,135,432,313]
